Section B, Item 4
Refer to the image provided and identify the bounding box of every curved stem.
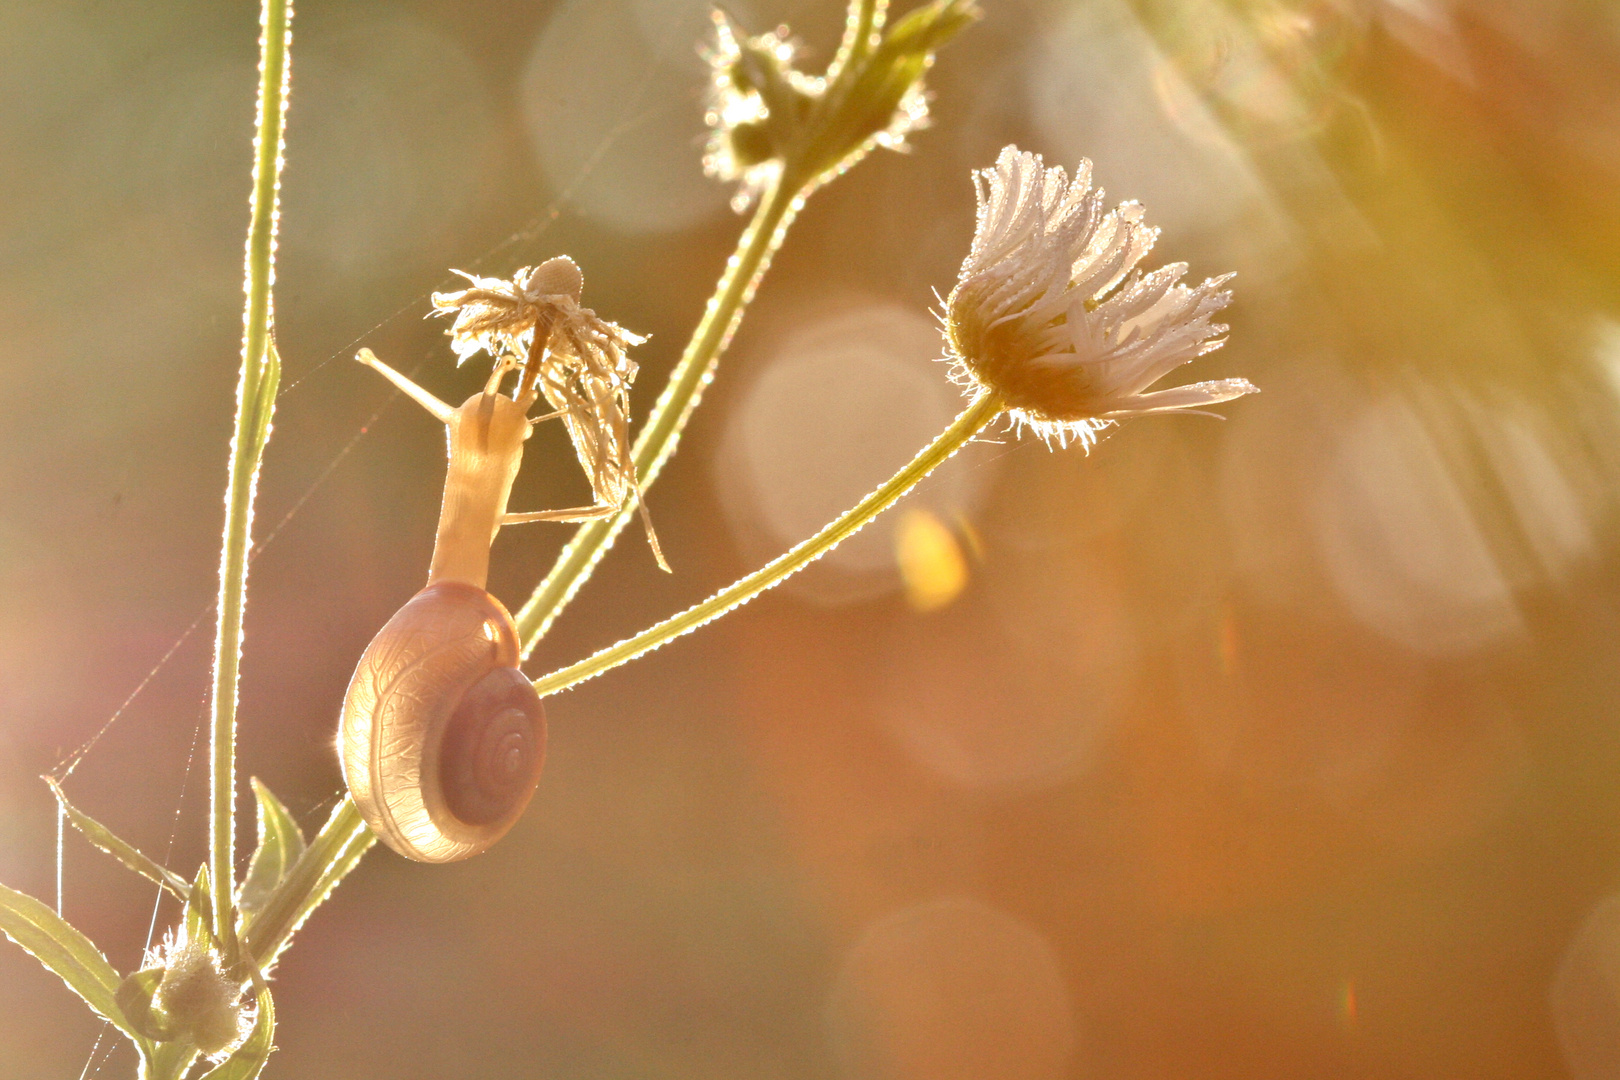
[514,170,806,653]
[831,0,886,78]
[242,798,374,972]
[532,392,1002,697]
[210,0,290,958]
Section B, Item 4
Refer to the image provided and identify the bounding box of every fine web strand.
[47,9,703,1080]
[142,697,206,959]
[47,29,687,785]
[66,698,204,1080]
[274,0,689,399]
[75,1028,110,1080]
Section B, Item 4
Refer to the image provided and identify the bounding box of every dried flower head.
[430,256,646,404]
[945,146,1258,447]
[431,256,669,570]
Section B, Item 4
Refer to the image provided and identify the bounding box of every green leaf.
[46,778,191,901]
[0,880,146,1049]
[881,0,980,55]
[118,966,180,1042]
[242,797,375,970]
[237,779,305,919]
[196,984,275,1080]
[248,337,281,459]
[186,864,215,946]
[142,1039,200,1080]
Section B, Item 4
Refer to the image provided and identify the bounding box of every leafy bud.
[152,937,246,1056]
[703,0,981,210]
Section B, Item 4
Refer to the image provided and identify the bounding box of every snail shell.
[339,582,546,862]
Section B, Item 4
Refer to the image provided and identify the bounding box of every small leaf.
[195,984,274,1080]
[237,779,305,919]
[881,0,980,55]
[143,1039,200,1080]
[186,865,214,947]
[242,797,375,969]
[46,778,190,901]
[118,966,180,1042]
[0,880,146,1049]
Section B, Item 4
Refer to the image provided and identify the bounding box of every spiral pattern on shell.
[339,582,546,862]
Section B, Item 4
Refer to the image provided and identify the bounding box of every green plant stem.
[242,799,373,970]
[834,0,886,75]
[514,169,807,653]
[210,0,290,959]
[532,392,1003,696]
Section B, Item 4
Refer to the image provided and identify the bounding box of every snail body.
[339,351,548,862]
[341,257,656,862]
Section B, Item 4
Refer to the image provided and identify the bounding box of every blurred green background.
[5,0,1620,1076]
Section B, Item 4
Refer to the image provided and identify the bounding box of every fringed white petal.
[1100,377,1259,416]
[943,146,1255,441]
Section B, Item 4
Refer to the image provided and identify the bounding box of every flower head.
[944,146,1257,447]
[430,256,645,394]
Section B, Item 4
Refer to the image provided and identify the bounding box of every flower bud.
[702,1,981,210]
[154,940,245,1056]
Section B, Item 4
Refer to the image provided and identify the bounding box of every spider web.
[49,3,701,1071]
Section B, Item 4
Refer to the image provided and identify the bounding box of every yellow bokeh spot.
[896,508,971,613]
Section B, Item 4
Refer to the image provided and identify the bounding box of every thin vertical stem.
[210,0,290,958]
[531,392,1003,695]
[514,170,806,652]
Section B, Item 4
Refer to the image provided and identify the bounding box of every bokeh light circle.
[715,302,993,606]
[1313,393,1521,655]
[827,897,1076,1080]
[282,12,496,272]
[520,0,731,235]
[1024,0,1276,244]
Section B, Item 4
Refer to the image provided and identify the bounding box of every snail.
[340,256,652,862]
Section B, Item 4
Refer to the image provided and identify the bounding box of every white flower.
[945,146,1257,446]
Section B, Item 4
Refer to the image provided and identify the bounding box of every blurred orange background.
[4,0,1620,1077]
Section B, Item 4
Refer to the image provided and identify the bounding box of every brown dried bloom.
[430,256,646,405]
[430,256,668,570]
